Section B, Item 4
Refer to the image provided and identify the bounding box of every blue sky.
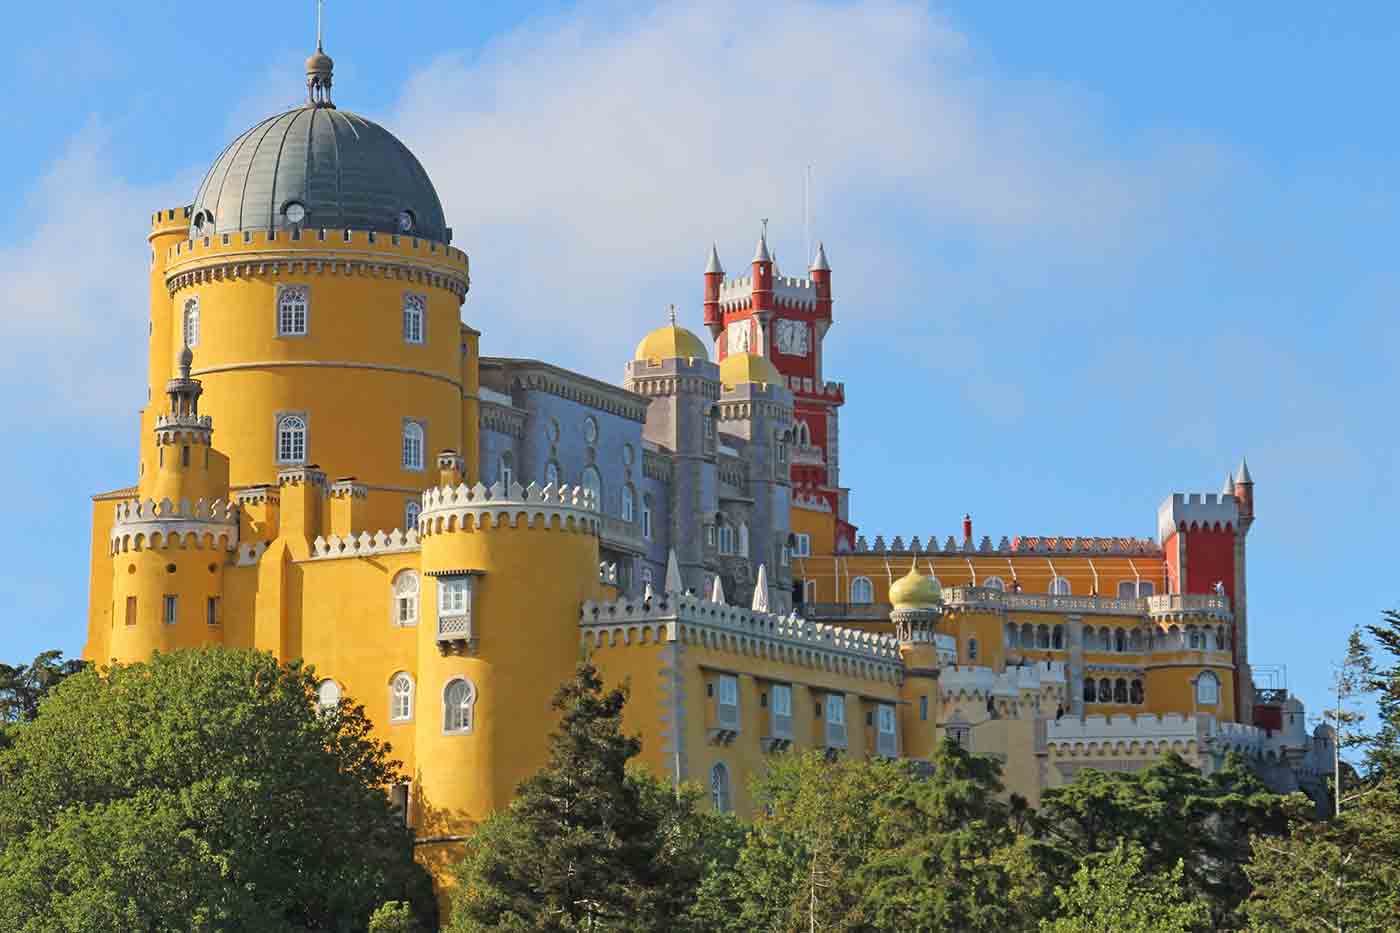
[1,1,1396,727]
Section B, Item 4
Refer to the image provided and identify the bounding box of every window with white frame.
[581,465,601,504]
[1049,576,1072,595]
[771,683,793,738]
[440,577,470,616]
[390,672,414,722]
[498,451,514,488]
[161,594,178,626]
[705,524,716,548]
[850,577,874,605]
[402,422,425,471]
[1196,671,1220,706]
[982,576,1005,591]
[967,637,979,661]
[826,693,847,747]
[316,679,341,711]
[393,571,419,626]
[402,293,426,344]
[876,704,898,757]
[710,762,731,813]
[717,674,739,729]
[443,677,475,733]
[277,285,309,336]
[641,497,652,539]
[622,484,636,522]
[277,415,306,464]
[183,297,200,347]
[404,500,421,532]
[544,461,560,487]
[793,533,812,558]
[1137,581,1155,596]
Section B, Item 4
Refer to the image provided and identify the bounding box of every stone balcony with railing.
[941,586,1231,622]
[599,515,647,555]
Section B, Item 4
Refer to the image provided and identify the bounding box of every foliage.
[1039,842,1210,933]
[448,662,732,932]
[1243,777,1400,932]
[1035,752,1297,926]
[690,740,1048,932]
[0,650,86,724]
[0,648,435,933]
[369,900,419,932]
[1362,609,1400,780]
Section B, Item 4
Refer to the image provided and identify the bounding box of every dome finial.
[306,0,335,108]
[668,303,678,327]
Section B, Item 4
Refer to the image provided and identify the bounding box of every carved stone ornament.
[775,318,809,357]
[727,320,751,355]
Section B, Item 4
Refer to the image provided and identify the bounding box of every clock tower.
[703,231,853,549]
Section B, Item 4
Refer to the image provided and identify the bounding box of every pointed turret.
[1236,458,1253,485]
[1234,457,1255,531]
[810,241,830,272]
[703,243,725,338]
[664,548,684,595]
[710,575,727,605]
[753,232,771,263]
[1222,472,1235,496]
[750,564,770,613]
[705,243,724,275]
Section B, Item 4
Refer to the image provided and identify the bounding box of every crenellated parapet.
[940,661,1067,701]
[154,412,214,445]
[419,481,598,536]
[579,592,903,682]
[110,497,239,554]
[942,585,1232,623]
[851,533,1160,556]
[310,528,420,560]
[1157,492,1239,543]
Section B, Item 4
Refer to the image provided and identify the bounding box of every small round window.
[584,416,599,444]
[397,210,416,233]
[283,201,307,225]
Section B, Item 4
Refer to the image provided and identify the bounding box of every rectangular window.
[181,446,190,467]
[793,533,811,557]
[771,683,793,740]
[877,705,898,757]
[440,578,470,615]
[162,594,178,626]
[125,596,137,627]
[206,596,220,626]
[717,674,740,730]
[642,504,652,539]
[825,693,847,748]
[436,576,473,643]
[277,285,309,336]
[706,525,716,548]
[718,526,734,555]
[919,695,928,722]
[403,293,426,344]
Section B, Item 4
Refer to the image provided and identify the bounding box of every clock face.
[284,202,306,224]
[397,210,415,233]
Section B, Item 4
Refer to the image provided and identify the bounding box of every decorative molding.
[642,448,673,483]
[192,360,462,392]
[481,358,650,423]
[110,497,239,554]
[165,246,469,303]
[479,400,527,439]
[850,534,1160,557]
[309,528,421,560]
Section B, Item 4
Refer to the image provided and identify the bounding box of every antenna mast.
[804,164,812,266]
[316,0,325,50]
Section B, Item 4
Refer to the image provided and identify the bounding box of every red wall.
[1183,526,1236,598]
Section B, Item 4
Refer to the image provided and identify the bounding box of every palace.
[84,39,1331,891]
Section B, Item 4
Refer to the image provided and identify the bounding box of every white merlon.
[110,497,240,554]
[751,563,770,612]
[1157,492,1240,543]
[940,662,1066,699]
[419,481,598,534]
[310,528,420,560]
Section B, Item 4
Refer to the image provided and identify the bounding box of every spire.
[705,242,724,275]
[753,220,771,263]
[305,1,335,108]
[810,241,830,272]
[1236,458,1253,485]
[750,564,770,613]
[709,575,726,605]
[664,548,683,595]
[771,250,780,277]
[668,303,678,327]
[1222,472,1235,496]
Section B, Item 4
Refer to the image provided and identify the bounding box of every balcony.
[599,515,647,555]
[436,613,474,655]
[939,586,1233,622]
[1144,593,1232,622]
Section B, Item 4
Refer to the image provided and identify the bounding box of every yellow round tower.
[155,48,472,534]
[890,561,948,758]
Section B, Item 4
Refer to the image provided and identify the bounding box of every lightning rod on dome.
[316,0,326,51]
[668,303,677,326]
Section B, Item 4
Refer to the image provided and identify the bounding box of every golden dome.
[719,352,782,389]
[634,324,709,363]
[889,561,942,610]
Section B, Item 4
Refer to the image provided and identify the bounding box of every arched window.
[389,673,414,722]
[1099,628,1113,652]
[717,520,735,555]
[967,638,979,661]
[641,496,653,539]
[710,762,731,813]
[498,451,514,488]
[622,484,636,523]
[1196,672,1220,706]
[443,678,476,733]
[402,293,425,344]
[581,465,602,505]
[850,577,874,605]
[1098,678,1112,703]
[1114,679,1128,704]
[277,285,309,336]
[1021,623,1034,647]
[795,421,811,447]
[404,500,421,532]
[1006,623,1019,649]
[1129,628,1144,652]
[1036,625,1050,649]
[544,461,560,487]
[737,522,749,557]
[1049,576,1071,595]
[1188,626,1203,650]
[982,576,1006,592]
[316,679,341,711]
[183,297,200,347]
[402,422,425,471]
[641,567,653,588]
[392,571,419,626]
[1083,679,1096,702]
[1130,679,1144,705]
[1052,625,1065,650]
[1114,628,1127,652]
[277,415,307,464]
[1117,580,1137,599]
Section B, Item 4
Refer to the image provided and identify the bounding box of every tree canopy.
[0,648,434,932]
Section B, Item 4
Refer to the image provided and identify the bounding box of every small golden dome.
[634,324,709,363]
[889,561,942,610]
[719,352,782,388]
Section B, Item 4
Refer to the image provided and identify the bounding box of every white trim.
[443,676,477,734]
[402,419,426,471]
[276,284,310,337]
[389,672,415,722]
[850,576,874,605]
[276,412,308,464]
[392,569,420,627]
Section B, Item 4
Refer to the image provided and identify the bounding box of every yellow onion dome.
[719,352,782,389]
[634,324,709,363]
[889,563,942,611]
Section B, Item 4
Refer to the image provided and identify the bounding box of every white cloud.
[390,0,1227,375]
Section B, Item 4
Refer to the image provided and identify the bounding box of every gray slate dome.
[188,107,449,243]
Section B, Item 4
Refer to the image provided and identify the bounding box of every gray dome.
[189,107,449,243]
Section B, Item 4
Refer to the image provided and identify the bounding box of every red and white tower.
[704,230,855,549]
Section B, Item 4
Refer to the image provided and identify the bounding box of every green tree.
[1040,842,1210,933]
[1035,752,1295,927]
[0,649,86,724]
[1243,777,1400,932]
[369,900,419,932]
[448,662,730,932]
[1362,609,1400,780]
[0,648,435,932]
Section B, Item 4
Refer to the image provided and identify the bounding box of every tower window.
[402,421,425,471]
[390,673,415,723]
[581,465,602,506]
[443,677,476,734]
[404,500,421,532]
[544,461,560,488]
[850,577,874,605]
[183,297,200,347]
[317,679,341,711]
[710,762,731,813]
[403,293,426,344]
[276,285,309,336]
[393,571,419,626]
[641,496,653,539]
[276,415,307,464]
[161,594,178,626]
[622,484,636,522]
[498,452,514,489]
[206,596,220,626]
[1196,671,1220,706]
[125,596,137,627]
[1049,576,1072,596]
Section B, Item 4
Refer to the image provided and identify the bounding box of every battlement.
[310,528,420,561]
[717,274,827,313]
[786,376,845,402]
[579,591,903,679]
[419,481,598,535]
[154,413,213,444]
[850,533,1160,557]
[150,206,194,237]
[940,661,1067,699]
[110,497,239,554]
[793,492,832,512]
[1046,712,1198,747]
[1157,492,1239,543]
